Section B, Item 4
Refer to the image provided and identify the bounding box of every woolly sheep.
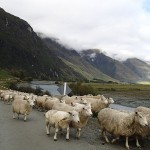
[98,108,148,150]
[62,95,87,105]
[52,102,92,138]
[34,96,48,111]
[134,106,150,148]
[70,102,93,138]
[44,97,65,111]
[45,110,80,141]
[12,98,34,121]
[82,95,109,113]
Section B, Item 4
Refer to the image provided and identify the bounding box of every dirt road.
[0,100,149,150]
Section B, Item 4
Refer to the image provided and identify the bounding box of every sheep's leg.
[18,114,20,119]
[66,126,70,140]
[136,136,141,148]
[125,137,130,150]
[102,130,110,143]
[76,128,81,139]
[54,127,59,141]
[24,113,27,121]
[111,137,119,143]
[46,121,50,135]
[13,112,16,119]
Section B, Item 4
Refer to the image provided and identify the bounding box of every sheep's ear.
[68,111,72,115]
[62,117,67,120]
[71,102,75,106]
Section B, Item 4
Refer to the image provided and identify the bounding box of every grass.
[81,82,150,101]
[0,69,18,89]
[84,83,150,92]
[0,70,13,79]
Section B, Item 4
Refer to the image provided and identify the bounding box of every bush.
[69,82,97,96]
[9,83,51,96]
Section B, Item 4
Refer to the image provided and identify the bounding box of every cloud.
[1,0,150,61]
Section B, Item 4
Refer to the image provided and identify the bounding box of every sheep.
[3,94,11,104]
[44,97,64,111]
[52,102,74,112]
[52,102,93,138]
[45,110,80,141]
[12,98,34,121]
[82,95,109,113]
[69,103,93,139]
[62,95,87,105]
[34,96,48,111]
[98,108,148,150]
[134,106,150,148]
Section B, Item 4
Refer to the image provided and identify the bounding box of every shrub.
[69,82,97,96]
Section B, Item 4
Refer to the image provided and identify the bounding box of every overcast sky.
[1,0,150,61]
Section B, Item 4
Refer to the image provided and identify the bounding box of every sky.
[1,0,150,61]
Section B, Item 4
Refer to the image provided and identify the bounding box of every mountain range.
[0,8,150,83]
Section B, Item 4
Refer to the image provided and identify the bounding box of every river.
[17,80,60,96]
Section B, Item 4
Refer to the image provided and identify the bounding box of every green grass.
[0,69,18,89]
[83,82,150,92]
[0,70,13,79]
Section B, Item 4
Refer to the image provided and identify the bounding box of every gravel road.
[0,100,149,150]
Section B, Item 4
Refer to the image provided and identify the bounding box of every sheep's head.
[68,110,80,123]
[135,111,148,127]
[107,97,114,104]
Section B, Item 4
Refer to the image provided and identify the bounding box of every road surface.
[0,100,149,150]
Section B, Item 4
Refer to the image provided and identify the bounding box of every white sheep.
[35,95,48,111]
[52,102,74,112]
[63,95,87,105]
[134,106,150,148]
[82,95,109,113]
[12,98,34,121]
[44,97,64,111]
[98,108,148,150]
[70,103,93,138]
[45,110,80,141]
[52,102,93,138]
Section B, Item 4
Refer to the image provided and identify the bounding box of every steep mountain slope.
[41,37,115,81]
[124,58,150,81]
[0,8,89,80]
[80,49,141,82]
[0,8,115,81]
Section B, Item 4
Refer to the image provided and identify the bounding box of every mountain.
[124,58,150,81]
[80,49,142,82]
[41,36,115,81]
[0,8,114,81]
[0,8,85,80]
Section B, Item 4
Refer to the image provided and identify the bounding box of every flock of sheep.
[0,89,150,149]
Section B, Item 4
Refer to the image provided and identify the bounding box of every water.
[17,81,60,96]
[110,104,135,112]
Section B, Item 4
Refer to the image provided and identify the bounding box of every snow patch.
[89,53,96,61]
[27,27,32,32]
